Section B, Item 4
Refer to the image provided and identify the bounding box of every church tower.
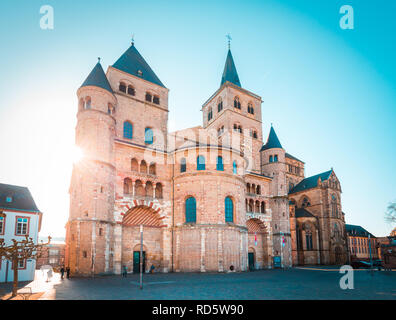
[66,60,117,275]
[202,47,263,172]
[260,126,292,267]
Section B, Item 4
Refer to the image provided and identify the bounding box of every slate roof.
[260,126,283,151]
[289,169,333,194]
[295,208,316,218]
[80,62,113,94]
[220,49,241,87]
[285,152,304,163]
[112,44,165,88]
[0,183,40,212]
[346,224,376,238]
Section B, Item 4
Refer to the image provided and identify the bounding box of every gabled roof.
[0,183,40,212]
[260,126,283,151]
[295,208,316,218]
[220,49,241,87]
[285,152,304,163]
[289,169,333,194]
[80,62,113,94]
[112,43,165,88]
[346,224,376,238]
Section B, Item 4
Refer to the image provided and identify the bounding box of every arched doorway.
[246,218,268,270]
[335,246,343,265]
[121,205,164,273]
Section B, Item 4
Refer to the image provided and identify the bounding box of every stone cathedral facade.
[65,41,349,275]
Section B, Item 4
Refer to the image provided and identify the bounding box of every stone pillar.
[200,228,206,272]
[218,229,224,272]
[113,224,122,275]
[175,229,180,272]
[162,228,171,272]
[132,181,135,196]
[316,229,321,264]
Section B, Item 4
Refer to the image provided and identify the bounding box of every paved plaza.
[1,267,395,300]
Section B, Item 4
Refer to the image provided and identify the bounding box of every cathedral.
[65,40,349,275]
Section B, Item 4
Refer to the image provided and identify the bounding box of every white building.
[0,183,42,282]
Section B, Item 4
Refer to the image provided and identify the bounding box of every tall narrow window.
[145,127,154,144]
[208,107,213,121]
[145,92,152,102]
[185,197,196,223]
[180,158,187,173]
[225,197,234,223]
[217,99,223,112]
[153,96,160,105]
[197,155,205,170]
[261,202,265,213]
[233,161,237,174]
[274,155,278,162]
[119,82,126,93]
[216,156,224,171]
[331,195,338,217]
[306,230,313,250]
[269,156,273,163]
[127,85,135,96]
[85,97,91,110]
[123,121,133,139]
[16,217,28,235]
[234,97,241,109]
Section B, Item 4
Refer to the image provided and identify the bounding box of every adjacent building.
[0,183,42,282]
[65,41,348,276]
[36,240,65,270]
[346,224,378,260]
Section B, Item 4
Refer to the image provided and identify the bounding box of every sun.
[72,146,84,163]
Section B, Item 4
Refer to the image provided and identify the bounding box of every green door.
[248,252,255,271]
[133,251,146,273]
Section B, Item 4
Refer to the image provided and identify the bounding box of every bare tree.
[0,235,51,297]
[385,201,396,224]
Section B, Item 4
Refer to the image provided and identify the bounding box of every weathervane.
[131,34,135,45]
[226,33,232,49]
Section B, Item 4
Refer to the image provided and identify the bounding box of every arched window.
[197,155,205,170]
[123,178,132,195]
[331,195,338,217]
[123,121,133,139]
[149,163,156,175]
[145,92,152,102]
[225,197,234,222]
[269,156,273,163]
[289,183,295,192]
[261,201,266,213]
[155,183,163,199]
[140,160,147,174]
[233,161,237,174]
[185,197,196,223]
[274,155,278,162]
[255,201,260,213]
[217,99,223,112]
[302,197,311,208]
[145,181,153,198]
[180,157,187,173]
[85,97,91,110]
[247,183,251,193]
[108,103,115,115]
[135,180,145,197]
[334,223,340,240]
[233,124,238,131]
[248,103,254,114]
[208,107,213,121]
[145,127,154,144]
[248,199,254,212]
[256,185,261,195]
[119,82,126,93]
[131,158,139,171]
[306,230,313,250]
[234,97,241,109]
[127,85,135,96]
[153,95,160,105]
[238,125,242,133]
[253,131,257,139]
[216,156,224,171]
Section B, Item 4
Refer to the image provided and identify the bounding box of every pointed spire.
[112,43,165,88]
[260,125,283,151]
[220,49,241,87]
[80,61,113,94]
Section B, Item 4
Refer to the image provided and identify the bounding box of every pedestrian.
[47,268,53,282]
[66,266,70,279]
[60,266,65,279]
[122,265,127,278]
[150,264,155,274]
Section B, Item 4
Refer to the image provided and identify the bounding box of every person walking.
[47,268,53,282]
[60,266,65,279]
[66,266,70,279]
[122,265,128,278]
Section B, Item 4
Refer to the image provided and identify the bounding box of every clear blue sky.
[0,0,395,237]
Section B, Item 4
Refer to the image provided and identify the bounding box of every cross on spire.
[226,34,232,49]
[131,34,135,45]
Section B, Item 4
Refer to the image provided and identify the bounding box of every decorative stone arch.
[299,195,312,208]
[119,202,167,227]
[133,243,148,252]
[246,218,267,234]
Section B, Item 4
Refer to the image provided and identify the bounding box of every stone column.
[200,228,206,272]
[113,224,122,275]
[132,181,136,196]
[316,229,321,264]
[218,229,224,272]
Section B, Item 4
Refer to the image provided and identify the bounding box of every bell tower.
[66,60,117,275]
